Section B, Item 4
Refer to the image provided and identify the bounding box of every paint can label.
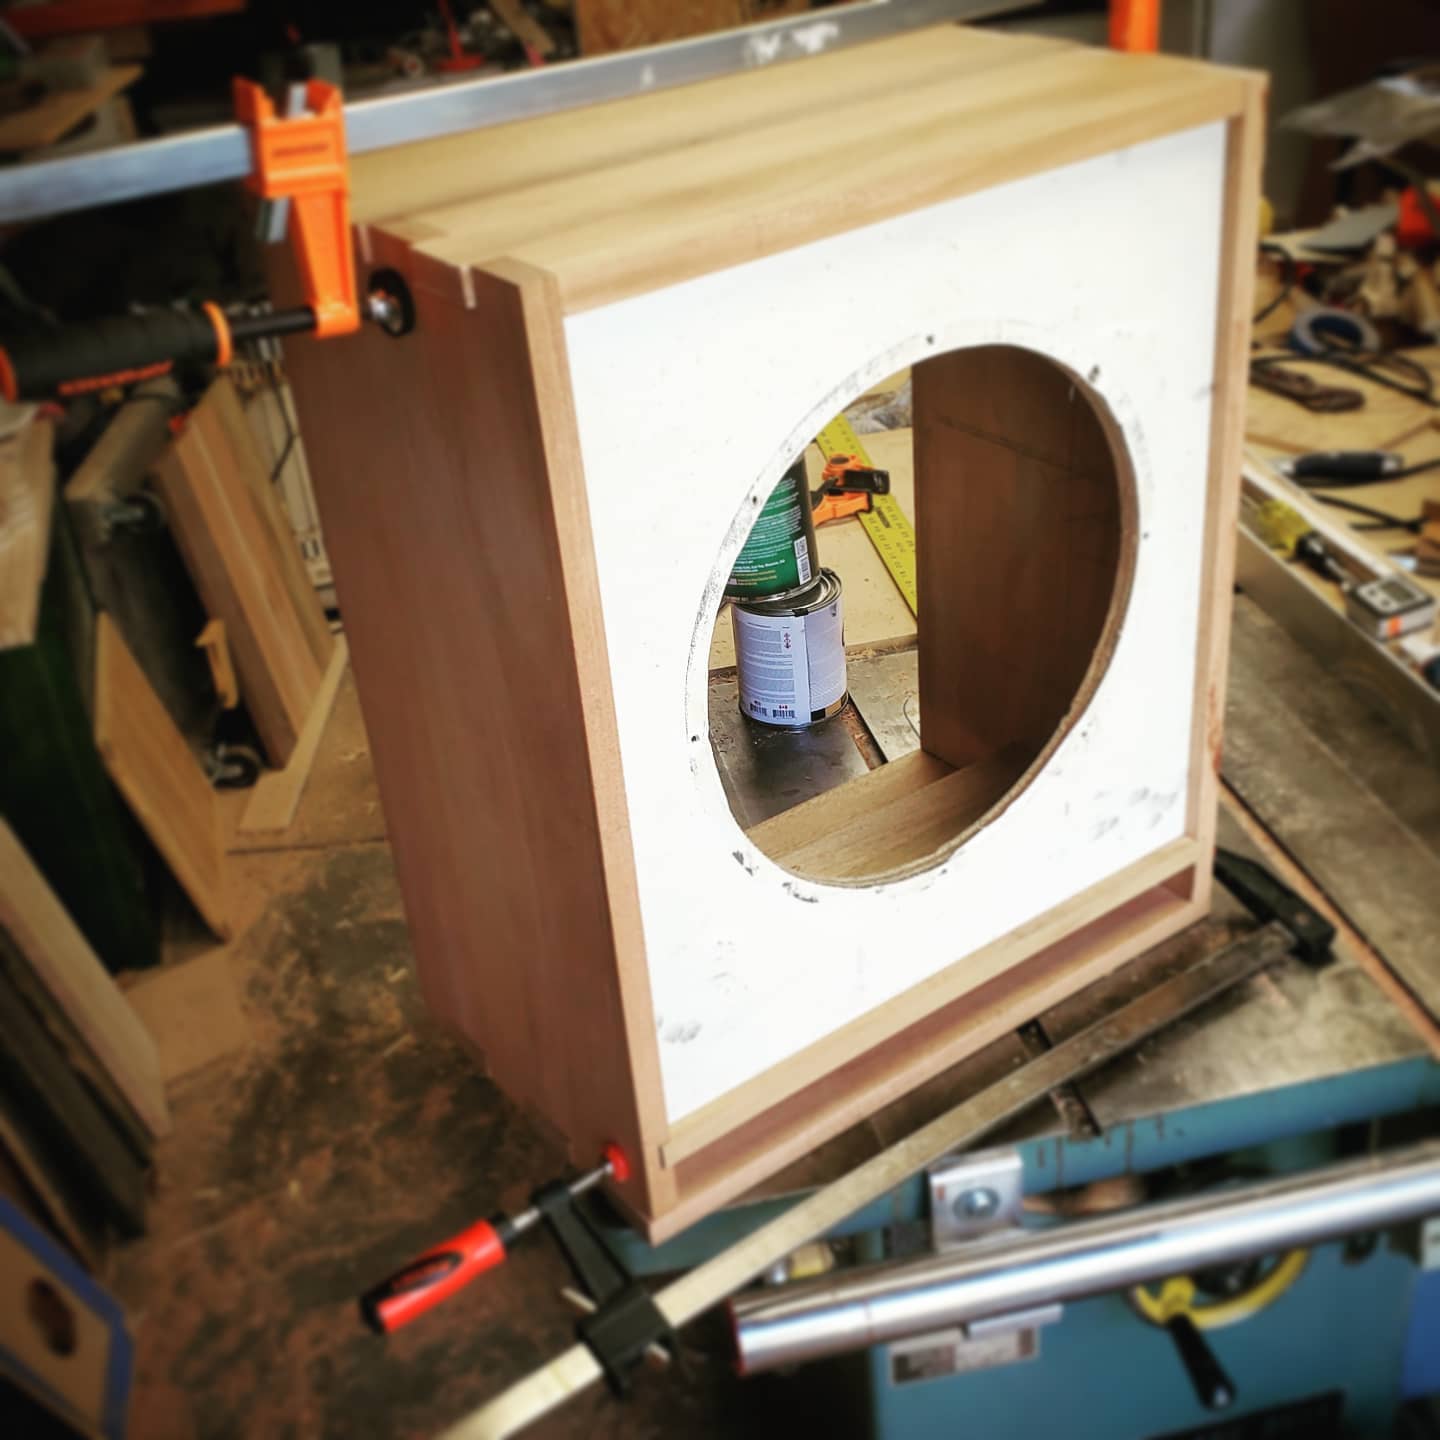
[725,457,818,601]
[733,572,846,727]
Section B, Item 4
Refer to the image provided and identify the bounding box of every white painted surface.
[564,123,1227,1124]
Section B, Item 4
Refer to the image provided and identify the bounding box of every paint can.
[725,455,819,602]
[732,568,847,727]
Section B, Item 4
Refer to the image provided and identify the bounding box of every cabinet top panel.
[353,24,1261,314]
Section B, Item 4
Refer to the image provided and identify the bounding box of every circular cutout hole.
[27,1278,78,1357]
[705,343,1137,886]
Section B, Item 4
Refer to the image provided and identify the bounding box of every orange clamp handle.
[1109,0,1160,53]
[813,490,873,526]
[233,78,358,340]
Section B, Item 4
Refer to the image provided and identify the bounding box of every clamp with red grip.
[359,1143,631,1336]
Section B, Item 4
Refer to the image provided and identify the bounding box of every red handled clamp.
[360,1143,630,1335]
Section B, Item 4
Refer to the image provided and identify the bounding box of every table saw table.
[591,592,1440,1439]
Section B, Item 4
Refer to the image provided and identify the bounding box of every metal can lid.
[734,567,841,618]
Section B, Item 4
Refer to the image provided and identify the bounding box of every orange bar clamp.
[233,78,359,339]
[1109,0,1161,53]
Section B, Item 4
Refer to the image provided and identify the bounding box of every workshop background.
[1,1,1439,1438]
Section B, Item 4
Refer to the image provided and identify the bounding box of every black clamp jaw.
[533,1180,674,1394]
[1213,848,1335,967]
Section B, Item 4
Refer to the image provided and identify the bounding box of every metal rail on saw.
[437,919,1309,1439]
[0,0,1027,224]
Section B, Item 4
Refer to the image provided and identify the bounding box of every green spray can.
[725,455,819,602]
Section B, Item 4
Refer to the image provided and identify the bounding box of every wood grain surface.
[154,379,331,763]
[267,250,672,1217]
[94,614,230,938]
[0,417,53,651]
[359,27,1251,313]
[915,345,1131,769]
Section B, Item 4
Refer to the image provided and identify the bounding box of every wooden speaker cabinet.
[283,26,1264,1238]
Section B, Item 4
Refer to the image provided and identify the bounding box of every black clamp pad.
[576,1283,674,1396]
[1213,848,1336,967]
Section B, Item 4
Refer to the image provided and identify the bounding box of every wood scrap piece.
[0,63,141,152]
[123,950,250,1084]
[154,378,330,763]
[0,416,54,649]
[748,747,953,856]
[206,376,333,671]
[575,0,808,53]
[239,635,349,835]
[0,472,160,974]
[776,749,1026,880]
[94,614,231,939]
[576,0,744,53]
[63,380,216,741]
[0,963,147,1236]
[63,379,178,543]
[491,0,556,56]
[0,820,169,1139]
[0,923,152,1161]
[0,1106,103,1267]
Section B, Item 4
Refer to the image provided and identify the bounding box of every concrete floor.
[113,676,791,1439]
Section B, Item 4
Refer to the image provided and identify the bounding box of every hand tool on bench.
[1248,359,1363,413]
[360,1143,639,1338]
[432,857,1356,1439]
[811,453,891,526]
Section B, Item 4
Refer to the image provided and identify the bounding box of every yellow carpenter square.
[815,413,917,615]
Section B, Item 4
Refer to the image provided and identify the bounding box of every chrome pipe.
[732,1141,1440,1374]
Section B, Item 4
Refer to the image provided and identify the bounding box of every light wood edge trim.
[638,886,1207,1242]
[659,834,1202,1168]
[468,256,676,1208]
[558,76,1257,315]
[0,418,54,653]
[1184,76,1268,889]
[239,635,349,835]
[365,30,1079,232]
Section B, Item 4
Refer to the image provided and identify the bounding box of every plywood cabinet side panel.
[1185,83,1267,885]
[477,259,673,1206]
[278,246,665,1210]
[350,29,1070,227]
[915,347,1131,773]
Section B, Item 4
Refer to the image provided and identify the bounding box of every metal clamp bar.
[731,1140,1440,1374]
[0,0,1026,225]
